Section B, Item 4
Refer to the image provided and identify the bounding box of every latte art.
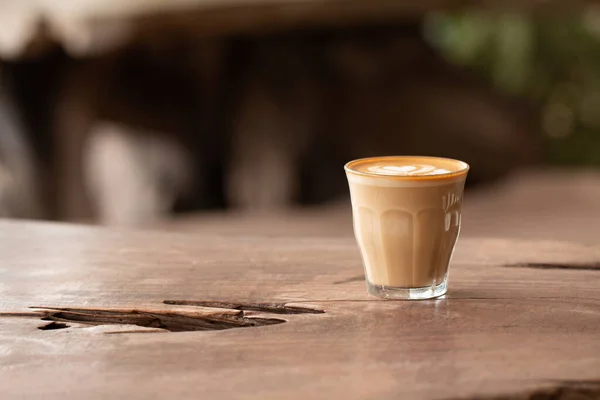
[367,164,451,176]
[346,156,469,181]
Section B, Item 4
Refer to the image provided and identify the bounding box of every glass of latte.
[345,156,469,300]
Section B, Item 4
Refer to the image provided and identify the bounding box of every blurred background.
[0,1,599,242]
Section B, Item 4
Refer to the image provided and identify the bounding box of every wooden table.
[1,220,600,399]
[158,169,600,244]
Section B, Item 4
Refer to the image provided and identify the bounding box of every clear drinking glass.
[345,156,469,300]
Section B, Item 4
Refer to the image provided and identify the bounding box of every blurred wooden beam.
[29,0,600,19]
[0,0,595,59]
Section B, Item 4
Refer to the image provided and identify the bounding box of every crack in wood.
[333,275,365,284]
[333,275,365,285]
[449,380,600,400]
[38,321,70,330]
[3,300,326,334]
[506,262,600,271]
[332,263,600,285]
[163,300,326,314]
[0,312,45,317]
[33,307,286,332]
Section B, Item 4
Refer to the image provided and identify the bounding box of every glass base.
[367,276,448,300]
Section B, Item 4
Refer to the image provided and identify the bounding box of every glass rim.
[344,155,470,181]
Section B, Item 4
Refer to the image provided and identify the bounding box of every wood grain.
[1,220,600,399]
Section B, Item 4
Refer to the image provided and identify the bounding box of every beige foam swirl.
[366,164,452,176]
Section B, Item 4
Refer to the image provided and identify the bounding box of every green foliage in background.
[424,11,600,166]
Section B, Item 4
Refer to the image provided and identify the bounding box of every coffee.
[345,156,469,299]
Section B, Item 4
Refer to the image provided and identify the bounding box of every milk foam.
[345,156,469,187]
[366,164,451,176]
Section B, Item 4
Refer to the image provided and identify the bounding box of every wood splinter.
[163,300,325,314]
[32,306,286,332]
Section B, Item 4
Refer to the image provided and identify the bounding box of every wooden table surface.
[159,169,600,244]
[1,220,600,399]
